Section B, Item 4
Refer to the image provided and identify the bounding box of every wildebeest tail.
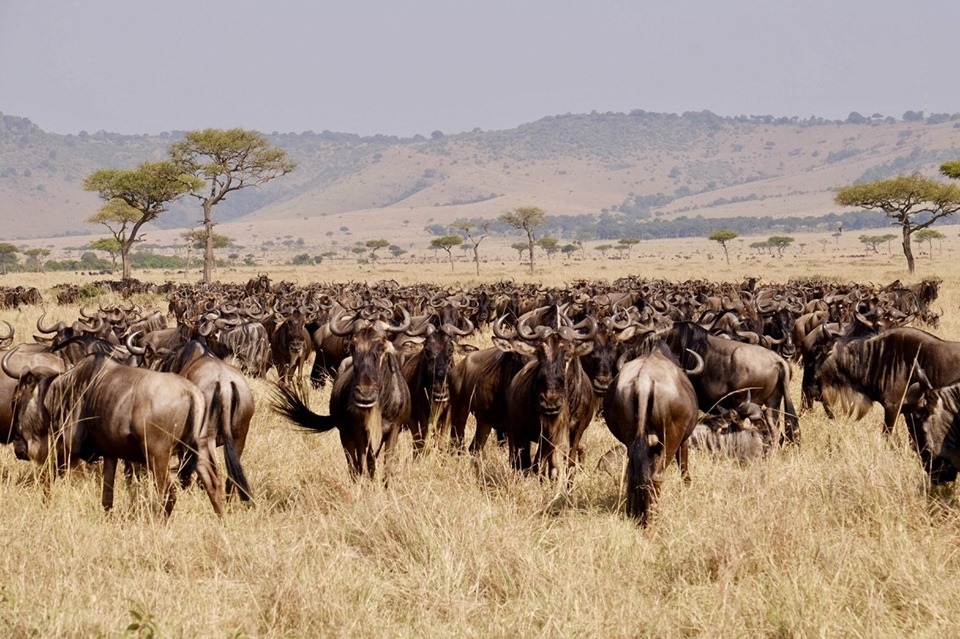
[625,381,658,525]
[178,393,202,489]
[214,383,253,502]
[270,382,336,433]
[780,364,800,443]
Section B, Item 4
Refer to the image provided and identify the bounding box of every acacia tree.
[430,235,462,271]
[914,228,945,259]
[618,237,640,259]
[537,237,559,260]
[90,237,122,270]
[768,236,795,257]
[499,206,545,274]
[170,128,295,283]
[84,160,201,280]
[450,219,490,276]
[510,242,528,261]
[365,239,389,261]
[708,229,738,264]
[835,172,960,273]
[22,248,50,272]
[0,243,18,274]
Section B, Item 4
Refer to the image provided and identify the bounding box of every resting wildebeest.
[688,398,770,462]
[5,352,224,516]
[812,326,960,434]
[664,322,799,443]
[271,307,413,482]
[602,344,702,524]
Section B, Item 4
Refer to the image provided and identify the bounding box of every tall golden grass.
[1,243,959,637]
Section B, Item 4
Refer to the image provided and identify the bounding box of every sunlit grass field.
[1,241,959,638]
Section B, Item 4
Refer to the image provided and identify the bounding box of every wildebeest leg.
[381,424,400,486]
[882,405,899,436]
[470,420,493,454]
[193,438,224,517]
[101,457,118,511]
[676,442,691,485]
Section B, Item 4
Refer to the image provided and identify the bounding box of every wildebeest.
[5,352,224,516]
[664,322,799,443]
[399,318,474,453]
[0,345,67,445]
[271,307,414,482]
[899,371,960,484]
[133,339,254,501]
[500,313,598,481]
[602,345,701,523]
[812,326,960,433]
[688,398,770,462]
[268,308,313,387]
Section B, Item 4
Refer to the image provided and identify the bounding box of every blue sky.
[2,0,956,136]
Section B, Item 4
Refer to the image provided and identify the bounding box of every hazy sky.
[2,0,957,137]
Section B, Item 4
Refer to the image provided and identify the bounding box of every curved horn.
[441,317,474,337]
[385,306,412,334]
[492,314,516,340]
[36,312,59,334]
[1,347,22,379]
[125,331,146,356]
[684,349,705,375]
[0,320,13,342]
[329,311,358,337]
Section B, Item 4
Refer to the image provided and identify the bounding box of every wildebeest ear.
[574,341,594,357]
[493,338,537,355]
[903,382,927,409]
[455,343,479,354]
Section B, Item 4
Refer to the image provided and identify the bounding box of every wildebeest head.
[813,336,874,421]
[331,306,411,409]
[5,361,58,464]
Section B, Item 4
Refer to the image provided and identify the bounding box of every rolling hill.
[2,109,960,248]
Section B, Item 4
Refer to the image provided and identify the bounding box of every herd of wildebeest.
[0,273,953,524]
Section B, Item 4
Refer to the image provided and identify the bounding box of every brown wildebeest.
[498,312,598,481]
[271,307,413,482]
[269,308,314,387]
[812,326,960,434]
[688,398,770,462]
[132,339,254,501]
[0,344,66,445]
[603,345,702,524]
[664,322,799,443]
[5,352,223,517]
[398,318,474,453]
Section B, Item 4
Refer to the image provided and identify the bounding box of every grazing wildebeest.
[812,326,960,434]
[132,339,254,501]
[5,352,223,516]
[664,322,799,443]
[899,371,960,484]
[271,307,413,482]
[498,312,598,481]
[602,344,702,524]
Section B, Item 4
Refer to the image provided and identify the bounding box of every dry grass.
[1,248,960,637]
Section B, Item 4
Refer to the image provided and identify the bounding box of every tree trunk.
[121,245,132,280]
[473,246,480,276]
[902,226,916,274]
[526,230,535,274]
[722,243,730,265]
[203,201,215,284]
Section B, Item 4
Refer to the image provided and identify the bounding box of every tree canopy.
[170,128,295,283]
[83,160,200,280]
[499,206,545,274]
[835,172,960,273]
[430,235,463,271]
[708,229,738,264]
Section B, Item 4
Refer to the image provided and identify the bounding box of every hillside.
[2,109,960,245]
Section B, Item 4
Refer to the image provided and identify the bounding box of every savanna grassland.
[1,240,959,639]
